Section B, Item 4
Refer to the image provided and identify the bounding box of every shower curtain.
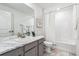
[55,6,74,43]
[44,5,76,44]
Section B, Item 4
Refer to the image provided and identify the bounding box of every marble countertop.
[0,36,44,55]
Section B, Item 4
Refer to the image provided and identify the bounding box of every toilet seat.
[44,41,53,45]
[44,41,53,47]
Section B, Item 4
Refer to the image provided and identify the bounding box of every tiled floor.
[44,48,76,56]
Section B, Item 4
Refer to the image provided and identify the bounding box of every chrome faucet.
[9,30,14,35]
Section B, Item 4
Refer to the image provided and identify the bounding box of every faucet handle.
[9,30,14,33]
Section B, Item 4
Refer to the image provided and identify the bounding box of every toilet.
[44,41,56,53]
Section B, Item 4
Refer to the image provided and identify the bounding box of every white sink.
[14,38,29,43]
[13,37,34,44]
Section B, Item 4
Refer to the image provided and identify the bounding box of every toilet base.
[46,47,55,53]
[46,48,51,53]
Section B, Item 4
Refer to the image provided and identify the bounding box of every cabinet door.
[24,41,37,52]
[39,43,45,56]
[25,47,37,56]
[1,47,23,56]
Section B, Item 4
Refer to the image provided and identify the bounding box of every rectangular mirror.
[0,9,12,37]
[0,3,35,38]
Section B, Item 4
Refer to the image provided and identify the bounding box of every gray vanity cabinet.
[24,38,45,56]
[0,38,45,56]
[1,47,24,56]
[24,41,38,56]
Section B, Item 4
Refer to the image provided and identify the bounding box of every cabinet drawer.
[1,47,23,56]
[24,41,37,52]
[39,38,45,44]
[25,47,37,56]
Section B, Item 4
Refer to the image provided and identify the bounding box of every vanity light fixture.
[56,8,60,11]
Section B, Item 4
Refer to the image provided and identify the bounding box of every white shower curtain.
[44,5,76,44]
[44,12,55,43]
[55,6,74,43]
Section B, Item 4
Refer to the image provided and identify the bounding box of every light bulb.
[57,8,60,11]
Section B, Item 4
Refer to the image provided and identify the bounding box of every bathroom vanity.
[0,36,45,56]
[0,4,45,56]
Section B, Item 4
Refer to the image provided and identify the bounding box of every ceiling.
[35,3,73,9]
[0,3,34,15]
[0,3,74,15]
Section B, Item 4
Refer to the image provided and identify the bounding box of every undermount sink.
[13,37,34,43]
[14,38,29,43]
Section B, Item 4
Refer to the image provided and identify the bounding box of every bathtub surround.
[44,48,76,56]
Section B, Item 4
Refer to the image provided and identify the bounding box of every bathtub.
[55,41,76,54]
